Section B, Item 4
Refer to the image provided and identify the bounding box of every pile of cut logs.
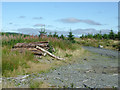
[12,41,64,60]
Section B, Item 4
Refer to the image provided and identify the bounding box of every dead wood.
[13,42,56,58]
[36,46,65,60]
[14,42,49,48]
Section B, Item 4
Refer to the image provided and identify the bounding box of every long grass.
[2,34,76,50]
[2,46,35,77]
[2,33,78,77]
[77,38,119,50]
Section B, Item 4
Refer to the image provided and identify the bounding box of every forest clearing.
[1,31,119,88]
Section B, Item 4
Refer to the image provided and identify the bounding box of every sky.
[2,2,118,36]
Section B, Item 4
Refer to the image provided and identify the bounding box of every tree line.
[39,29,120,42]
[80,30,120,40]
[39,29,75,43]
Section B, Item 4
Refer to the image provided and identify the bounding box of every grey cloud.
[17,28,39,35]
[19,16,26,18]
[34,24,45,27]
[81,19,102,25]
[17,28,52,35]
[17,27,67,36]
[46,25,54,28]
[59,18,81,23]
[33,17,43,20]
[72,28,111,35]
[17,27,112,36]
[9,22,13,25]
[73,28,98,34]
[33,24,54,28]
[58,17,103,25]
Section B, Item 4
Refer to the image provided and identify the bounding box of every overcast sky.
[2,2,118,36]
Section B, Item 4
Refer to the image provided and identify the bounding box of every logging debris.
[12,41,64,60]
[36,46,65,60]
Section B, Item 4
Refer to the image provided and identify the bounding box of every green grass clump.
[78,38,119,50]
[29,79,43,88]
[65,53,72,57]
[2,47,34,77]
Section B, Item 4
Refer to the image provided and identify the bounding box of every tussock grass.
[2,34,84,78]
[29,79,49,88]
[25,61,52,74]
[2,34,76,51]
[2,43,88,88]
[2,46,34,77]
[77,38,119,50]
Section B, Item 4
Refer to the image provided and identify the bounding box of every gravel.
[2,46,119,88]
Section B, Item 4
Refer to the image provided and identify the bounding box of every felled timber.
[13,41,49,48]
[12,48,46,55]
[13,42,63,60]
[36,46,65,60]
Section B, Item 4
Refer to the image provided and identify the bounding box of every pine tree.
[109,30,115,40]
[103,34,109,39]
[118,32,120,40]
[95,34,102,39]
[68,29,75,43]
[53,32,58,37]
[48,32,52,37]
[80,34,85,39]
[87,33,93,38]
[39,25,47,37]
[60,34,65,40]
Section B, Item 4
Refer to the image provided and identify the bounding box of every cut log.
[12,48,43,55]
[36,46,65,60]
[13,42,49,48]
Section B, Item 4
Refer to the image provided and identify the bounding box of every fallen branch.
[36,46,65,60]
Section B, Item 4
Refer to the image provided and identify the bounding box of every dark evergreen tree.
[114,34,118,39]
[48,32,52,37]
[109,30,115,40]
[68,29,75,43]
[53,32,58,37]
[87,33,93,38]
[103,34,109,39]
[96,34,102,39]
[60,34,65,40]
[39,25,47,37]
[80,34,85,39]
[118,32,120,40]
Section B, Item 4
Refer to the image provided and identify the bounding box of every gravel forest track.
[2,46,119,88]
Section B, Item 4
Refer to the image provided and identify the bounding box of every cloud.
[33,24,54,28]
[17,28,40,35]
[17,27,66,35]
[59,18,81,23]
[17,27,111,36]
[17,28,53,35]
[33,17,43,20]
[33,24,45,27]
[72,28,111,35]
[81,19,102,25]
[9,22,13,25]
[58,17,103,25]
[46,25,54,28]
[19,16,26,18]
